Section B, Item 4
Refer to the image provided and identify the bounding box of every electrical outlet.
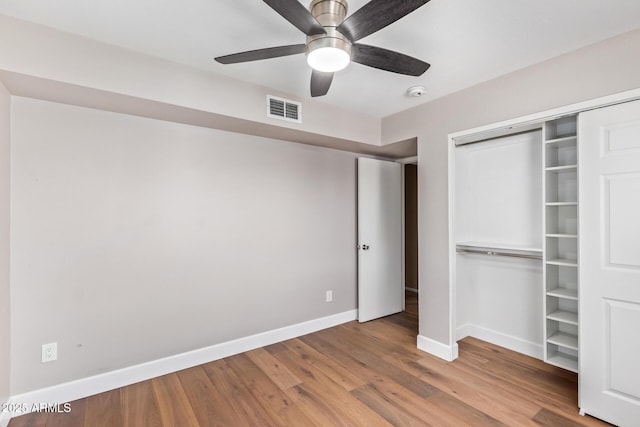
[326,290,333,302]
[42,342,57,363]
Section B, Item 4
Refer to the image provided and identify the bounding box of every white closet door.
[357,157,402,322]
[579,100,640,426]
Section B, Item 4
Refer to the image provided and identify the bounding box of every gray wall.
[0,81,10,404]
[382,28,640,345]
[10,97,358,393]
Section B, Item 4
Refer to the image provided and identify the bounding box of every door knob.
[360,244,370,250]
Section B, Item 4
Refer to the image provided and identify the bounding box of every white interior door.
[579,100,640,426]
[357,157,403,322]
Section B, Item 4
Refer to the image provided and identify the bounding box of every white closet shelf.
[545,165,577,172]
[546,258,578,267]
[546,202,577,206]
[547,332,578,350]
[547,353,578,373]
[545,135,577,148]
[547,288,578,300]
[547,310,579,325]
[545,200,578,205]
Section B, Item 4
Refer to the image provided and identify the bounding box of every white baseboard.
[456,323,543,360]
[0,405,11,427]
[417,335,459,362]
[456,323,473,341]
[5,309,357,420]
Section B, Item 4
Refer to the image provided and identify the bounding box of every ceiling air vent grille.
[267,95,302,123]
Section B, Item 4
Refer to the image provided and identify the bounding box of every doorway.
[356,157,417,323]
[404,163,418,318]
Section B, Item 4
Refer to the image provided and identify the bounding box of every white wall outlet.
[326,290,333,302]
[42,342,57,363]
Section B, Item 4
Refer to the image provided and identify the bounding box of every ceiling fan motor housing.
[309,0,348,27]
[306,0,352,63]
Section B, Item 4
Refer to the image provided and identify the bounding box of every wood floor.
[10,292,609,426]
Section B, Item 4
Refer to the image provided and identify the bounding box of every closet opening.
[451,115,580,371]
[446,89,640,424]
[453,129,544,359]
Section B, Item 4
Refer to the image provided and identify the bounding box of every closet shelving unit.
[543,116,579,372]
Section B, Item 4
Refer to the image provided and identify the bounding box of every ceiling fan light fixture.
[306,32,352,73]
[307,46,350,72]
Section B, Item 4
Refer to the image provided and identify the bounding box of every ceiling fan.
[215,0,431,97]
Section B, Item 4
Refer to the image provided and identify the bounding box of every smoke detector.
[406,86,426,97]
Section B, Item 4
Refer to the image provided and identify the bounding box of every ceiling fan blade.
[263,0,326,36]
[215,44,306,64]
[310,70,334,97]
[351,44,430,76]
[337,0,430,42]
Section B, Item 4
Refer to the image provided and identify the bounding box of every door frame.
[356,155,417,317]
[444,88,640,363]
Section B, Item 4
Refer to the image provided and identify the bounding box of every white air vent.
[267,95,302,123]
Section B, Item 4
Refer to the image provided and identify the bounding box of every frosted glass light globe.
[307,46,350,72]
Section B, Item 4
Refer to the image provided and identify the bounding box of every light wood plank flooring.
[10,293,609,426]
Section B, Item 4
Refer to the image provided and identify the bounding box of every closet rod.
[456,248,542,260]
[454,127,542,146]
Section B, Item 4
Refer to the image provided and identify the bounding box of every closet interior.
[454,115,579,372]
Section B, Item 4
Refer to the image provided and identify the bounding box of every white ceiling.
[1,0,640,119]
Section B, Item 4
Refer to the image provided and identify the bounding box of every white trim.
[449,88,640,142]
[448,126,458,360]
[417,334,459,362]
[456,323,543,360]
[3,309,357,419]
[0,405,11,427]
[456,323,474,340]
[397,155,418,164]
